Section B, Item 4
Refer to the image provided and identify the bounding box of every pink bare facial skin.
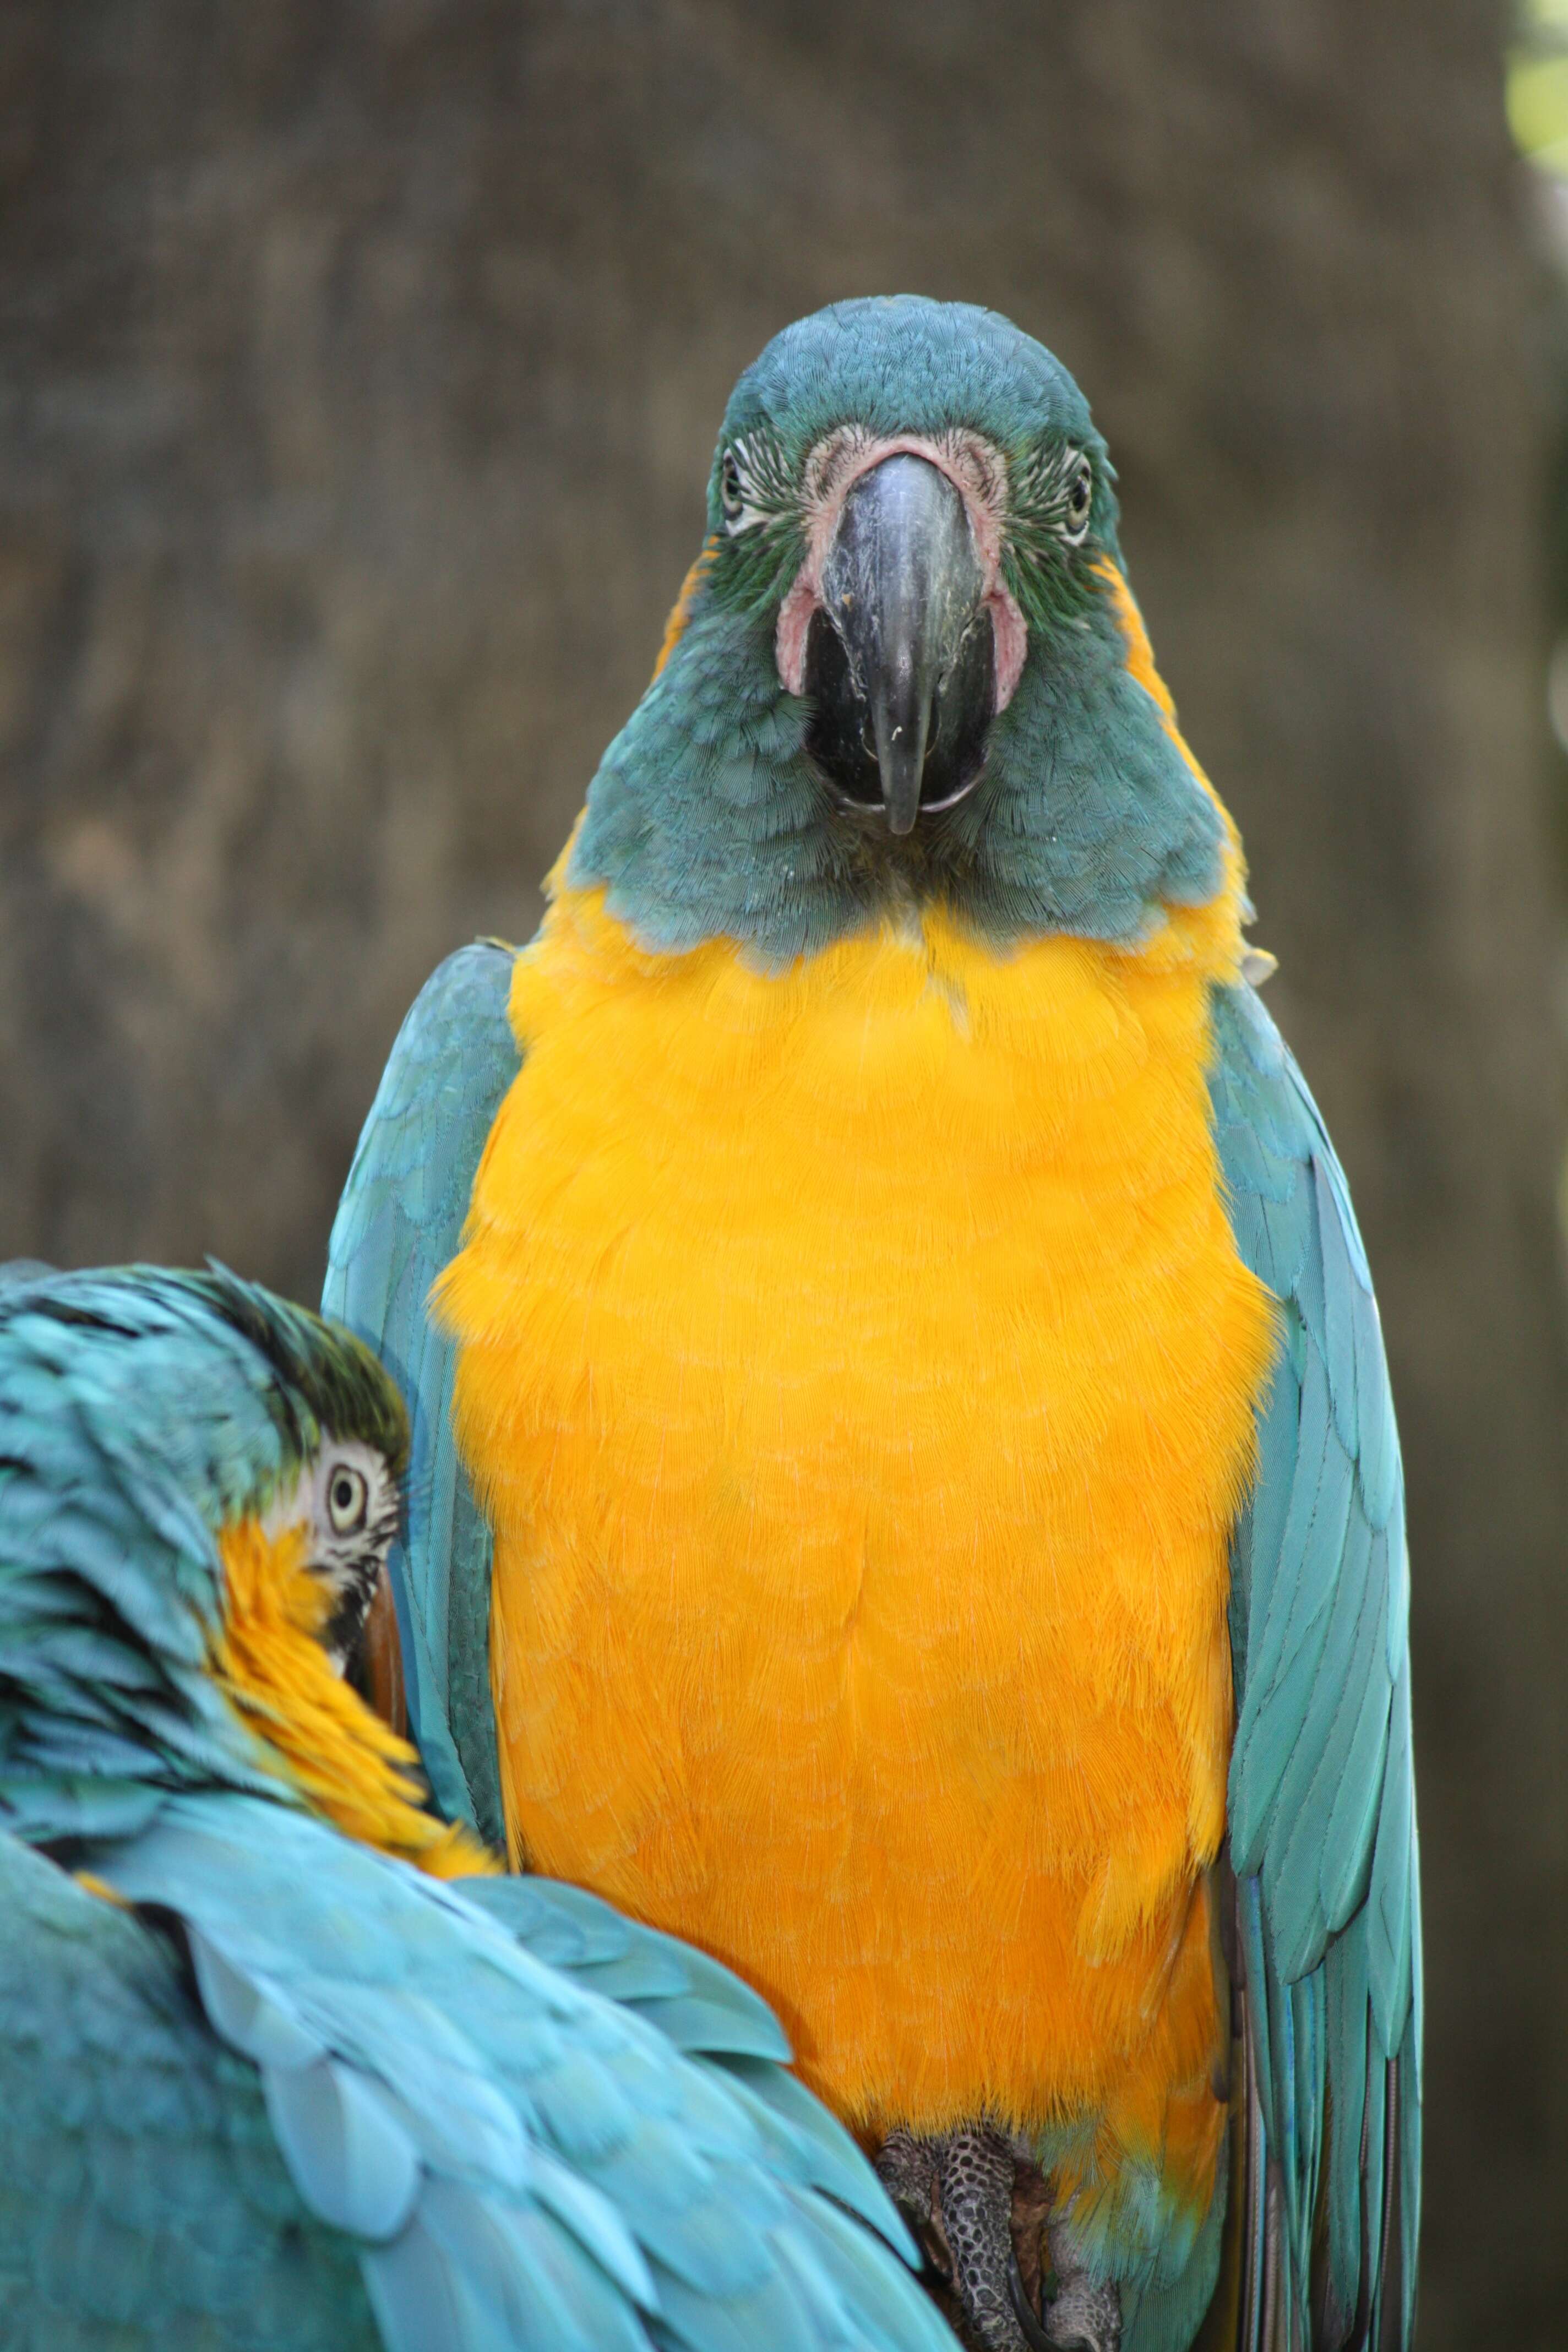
[771,426,1027,714]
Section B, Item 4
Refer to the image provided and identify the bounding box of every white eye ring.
[1062,454,1093,543]
[326,1464,369,1535]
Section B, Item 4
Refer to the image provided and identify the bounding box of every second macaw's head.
[569,295,1229,963]
[0,1264,488,1879]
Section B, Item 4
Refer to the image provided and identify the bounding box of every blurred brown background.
[2,3,1564,2342]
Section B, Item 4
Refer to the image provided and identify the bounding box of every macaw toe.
[877,2123,1119,2352]
[1031,2225,1123,2352]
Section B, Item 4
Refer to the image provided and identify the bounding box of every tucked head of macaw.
[571,293,1227,962]
[0,1265,481,1874]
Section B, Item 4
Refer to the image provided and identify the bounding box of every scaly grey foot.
[1032,2219,1122,2352]
[878,2124,1022,2350]
[875,2128,1121,2352]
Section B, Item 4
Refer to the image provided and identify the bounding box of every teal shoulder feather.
[459,1874,917,2260]
[0,1830,379,2351]
[1208,982,1420,2352]
[324,945,520,1845]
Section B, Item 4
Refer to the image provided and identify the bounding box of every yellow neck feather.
[213,1517,496,1880]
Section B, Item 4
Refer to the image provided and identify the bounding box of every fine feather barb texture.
[1208,983,1420,2352]
[324,941,521,1848]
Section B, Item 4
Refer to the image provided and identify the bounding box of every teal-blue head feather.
[0,1265,409,1845]
[571,295,1225,964]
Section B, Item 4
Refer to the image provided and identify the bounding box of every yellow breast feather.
[438,783,1275,2193]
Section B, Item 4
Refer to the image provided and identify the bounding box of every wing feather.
[324,943,521,1844]
[0,1830,381,2350]
[1208,984,1420,2352]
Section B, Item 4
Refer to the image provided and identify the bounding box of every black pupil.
[723,459,739,505]
[1071,470,1090,513]
[335,1478,354,1513]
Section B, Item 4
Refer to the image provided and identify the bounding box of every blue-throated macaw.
[0,1261,949,2352]
[326,296,1420,2352]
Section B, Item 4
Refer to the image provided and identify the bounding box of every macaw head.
[0,1266,477,1872]
[0,1261,407,1656]
[570,295,1228,963]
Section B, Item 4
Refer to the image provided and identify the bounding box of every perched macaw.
[0,1263,949,2352]
[326,296,1420,2352]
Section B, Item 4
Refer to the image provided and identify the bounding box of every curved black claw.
[1010,2256,1059,2351]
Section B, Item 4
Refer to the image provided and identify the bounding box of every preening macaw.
[326,296,1420,2352]
[0,1263,949,2352]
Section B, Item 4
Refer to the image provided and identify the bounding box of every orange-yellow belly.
[440,876,1273,2172]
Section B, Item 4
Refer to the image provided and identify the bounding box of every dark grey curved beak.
[809,453,992,835]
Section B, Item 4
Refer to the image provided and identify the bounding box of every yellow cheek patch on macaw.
[438,820,1276,2198]
[652,538,719,679]
[213,1516,496,1880]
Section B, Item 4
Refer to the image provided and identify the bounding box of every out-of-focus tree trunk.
[1,5,1561,2340]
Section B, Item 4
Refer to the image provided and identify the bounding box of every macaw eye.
[326,1464,369,1534]
[720,450,744,521]
[1063,454,1093,543]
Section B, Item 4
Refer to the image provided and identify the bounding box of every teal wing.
[1209,982,1420,2352]
[86,1792,951,2352]
[458,1873,917,2260]
[324,945,520,1845]
[0,1830,379,2352]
